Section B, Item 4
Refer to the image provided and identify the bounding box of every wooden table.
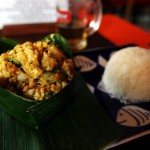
[0,14,150,150]
[0,23,114,50]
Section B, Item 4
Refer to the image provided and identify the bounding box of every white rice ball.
[102,46,150,103]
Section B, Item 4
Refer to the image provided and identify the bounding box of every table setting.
[0,0,150,149]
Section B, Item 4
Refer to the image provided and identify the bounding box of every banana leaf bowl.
[0,34,121,150]
[0,34,79,129]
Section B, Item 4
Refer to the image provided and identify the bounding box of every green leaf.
[10,56,22,67]
[0,73,121,150]
[0,38,18,53]
[0,88,39,128]
[42,33,72,58]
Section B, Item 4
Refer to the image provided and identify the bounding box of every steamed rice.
[102,46,150,103]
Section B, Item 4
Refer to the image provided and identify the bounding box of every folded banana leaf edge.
[0,34,121,150]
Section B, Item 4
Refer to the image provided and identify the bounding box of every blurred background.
[102,0,150,32]
[0,0,149,32]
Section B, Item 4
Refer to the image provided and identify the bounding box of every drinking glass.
[57,0,102,51]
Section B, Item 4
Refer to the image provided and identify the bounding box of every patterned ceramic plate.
[74,45,150,149]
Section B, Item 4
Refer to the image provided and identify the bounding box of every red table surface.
[98,14,150,48]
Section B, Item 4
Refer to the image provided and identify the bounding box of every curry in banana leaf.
[0,34,77,129]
